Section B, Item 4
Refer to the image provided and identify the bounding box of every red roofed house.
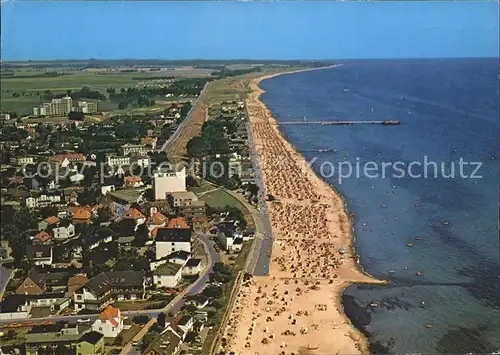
[67,274,88,297]
[122,207,146,230]
[91,305,124,338]
[167,217,189,229]
[123,176,143,188]
[141,137,157,149]
[146,207,168,242]
[72,207,93,225]
[49,153,86,168]
[38,216,60,231]
[34,231,53,244]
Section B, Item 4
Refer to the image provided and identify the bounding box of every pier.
[277,120,400,126]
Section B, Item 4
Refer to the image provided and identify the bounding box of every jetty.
[277,120,400,126]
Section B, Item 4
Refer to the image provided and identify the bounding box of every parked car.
[77,318,91,324]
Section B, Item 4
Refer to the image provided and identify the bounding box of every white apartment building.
[155,228,192,260]
[120,144,147,156]
[33,96,72,117]
[153,166,186,200]
[10,156,34,166]
[53,224,76,240]
[106,155,131,167]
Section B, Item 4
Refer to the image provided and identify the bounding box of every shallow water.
[260,59,500,354]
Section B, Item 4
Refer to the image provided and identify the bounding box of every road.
[0,235,218,325]
[158,83,208,154]
[243,120,274,276]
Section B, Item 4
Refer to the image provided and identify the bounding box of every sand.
[221,67,387,355]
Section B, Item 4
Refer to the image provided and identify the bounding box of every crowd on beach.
[222,73,379,355]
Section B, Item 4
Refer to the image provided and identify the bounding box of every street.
[0,235,217,325]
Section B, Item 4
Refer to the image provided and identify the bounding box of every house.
[217,223,241,252]
[185,295,210,310]
[27,245,53,266]
[26,192,62,209]
[87,233,113,250]
[72,207,93,224]
[155,227,192,260]
[182,258,202,276]
[77,331,105,355]
[153,262,183,288]
[34,231,53,244]
[131,155,150,167]
[149,250,191,271]
[170,191,206,218]
[141,136,157,149]
[38,216,60,231]
[10,156,34,166]
[120,143,147,156]
[176,314,194,336]
[146,208,168,237]
[16,270,46,295]
[153,166,187,200]
[169,191,197,207]
[24,323,102,355]
[178,200,206,220]
[53,223,76,240]
[143,328,182,355]
[124,176,143,188]
[92,305,124,338]
[67,274,88,297]
[73,271,146,311]
[49,153,86,167]
[122,207,146,226]
[101,185,116,195]
[106,154,131,168]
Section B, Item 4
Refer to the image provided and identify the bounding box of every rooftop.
[153,262,183,276]
[155,227,191,243]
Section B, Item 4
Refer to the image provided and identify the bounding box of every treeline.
[107,78,210,109]
[42,87,106,101]
[131,76,175,80]
[1,71,71,79]
[212,67,262,78]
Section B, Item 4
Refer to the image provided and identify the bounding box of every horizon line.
[2,56,499,64]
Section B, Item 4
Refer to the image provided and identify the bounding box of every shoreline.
[223,66,386,355]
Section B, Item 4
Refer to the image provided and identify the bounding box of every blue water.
[260,59,500,354]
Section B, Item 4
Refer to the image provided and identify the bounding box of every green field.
[1,69,211,115]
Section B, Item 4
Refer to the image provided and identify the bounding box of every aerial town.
[0,61,281,355]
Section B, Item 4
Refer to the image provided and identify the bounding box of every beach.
[223,67,386,355]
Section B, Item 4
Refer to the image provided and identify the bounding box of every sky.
[1,1,498,61]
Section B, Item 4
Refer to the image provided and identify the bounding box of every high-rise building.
[153,166,186,200]
[33,96,73,117]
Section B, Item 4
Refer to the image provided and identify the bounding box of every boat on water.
[369,303,378,308]
[406,242,414,247]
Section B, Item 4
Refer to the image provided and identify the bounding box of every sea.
[259,59,500,354]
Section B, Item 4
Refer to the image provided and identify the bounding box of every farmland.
[0,67,212,115]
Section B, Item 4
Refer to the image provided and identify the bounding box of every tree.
[184,304,197,315]
[157,312,166,328]
[114,334,124,346]
[186,136,207,159]
[11,234,29,267]
[116,219,136,237]
[184,331,197,343]
[39,206,59,219]
[133,223,149,247]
